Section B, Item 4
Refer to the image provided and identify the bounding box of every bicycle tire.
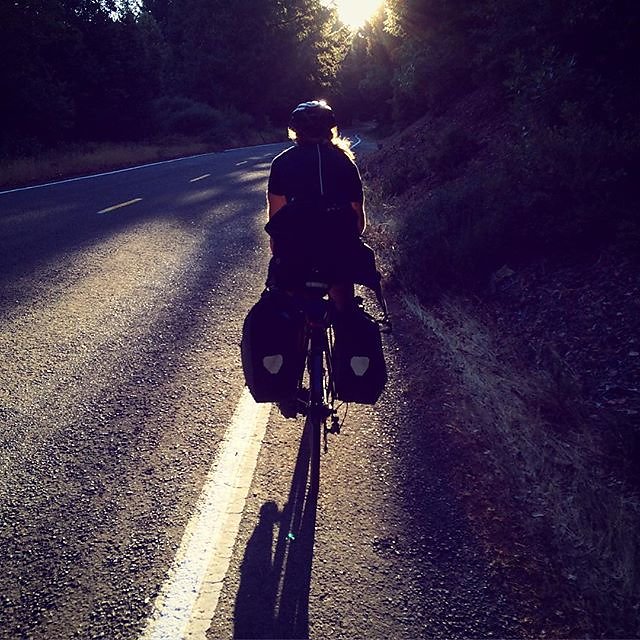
[307,412,321,496]
[307,326,326,495]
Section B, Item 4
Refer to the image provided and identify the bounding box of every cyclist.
[265,100,367,312]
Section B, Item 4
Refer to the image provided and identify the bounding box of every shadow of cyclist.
[234,419,318,639]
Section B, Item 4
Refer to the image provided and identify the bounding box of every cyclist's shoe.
[277,388,308,419]
[277,397,298,419]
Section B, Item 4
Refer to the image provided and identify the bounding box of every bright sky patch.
[331,0,385,29]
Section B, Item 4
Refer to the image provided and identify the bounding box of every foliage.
[0,2,81,152]
[0,0,351,155]
[151,97,206,133]
[346,0,640,294]
[334,18,395,123]
[397,112,639,298]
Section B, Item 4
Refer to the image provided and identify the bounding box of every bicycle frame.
[296,283,341,461]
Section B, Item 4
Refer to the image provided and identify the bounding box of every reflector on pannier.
[332,306,387,404]
[241,291,306,403]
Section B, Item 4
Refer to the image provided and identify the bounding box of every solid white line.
[140,388,271,640]
[0,154,218,196]
[97,198,142,214]
[223,142,285,153]
[189,174,211,183]
[235,161,248,166]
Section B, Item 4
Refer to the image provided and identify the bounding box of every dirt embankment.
[360,94,640,637]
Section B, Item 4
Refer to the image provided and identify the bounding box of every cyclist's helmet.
[288,100,337,140]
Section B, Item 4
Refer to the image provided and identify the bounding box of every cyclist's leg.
[329,282,354,312]
[276,327,307,419]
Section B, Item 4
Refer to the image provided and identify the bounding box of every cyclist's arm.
[267,192,287,219]
[267,191,287,252]
[345,157,366,235]
[351,200,366,235]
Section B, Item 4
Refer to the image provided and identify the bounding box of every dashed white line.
[189,174,211,183]
[140,388,272,640]
[97,198,142,214]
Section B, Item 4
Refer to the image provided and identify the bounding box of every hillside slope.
[360,92,640,636]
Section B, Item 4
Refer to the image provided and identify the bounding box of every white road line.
[189,174,211,183]
[223,142,285,153]
[140,388,271,640]
[235,161,248,166]
[0,154,218,196]
[97,198,142,214]
[0,139,298,196]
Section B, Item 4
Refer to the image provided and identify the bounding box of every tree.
[144,0,351,124]
[0,0,354,151]
[0,1,81,152]
[333,10,396,124]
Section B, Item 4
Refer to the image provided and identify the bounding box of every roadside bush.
[397,112,639,298]
[202,108,256,146]
[151,96,222,136]
[149,97,260,147]
[426,125,480,180]
[510,111,639,255]
[397,170,515,296]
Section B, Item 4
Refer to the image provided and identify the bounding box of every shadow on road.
[234,419,318,639]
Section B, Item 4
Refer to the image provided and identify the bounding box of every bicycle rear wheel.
[306,413,321,496]
[306,327,327,495]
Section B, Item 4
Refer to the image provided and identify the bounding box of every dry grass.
[404,293,640,636]
[0,140,218,190]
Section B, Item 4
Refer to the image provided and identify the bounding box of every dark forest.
[1,0,639,278]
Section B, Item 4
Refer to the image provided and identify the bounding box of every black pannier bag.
[241,291,306,402]
[332,306,387,404]
[262,198,390,405]
[265,200,389,321]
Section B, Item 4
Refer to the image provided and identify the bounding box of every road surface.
[1,139,534,639]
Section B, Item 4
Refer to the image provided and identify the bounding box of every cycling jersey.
[268,142,363,205]
[265,139,374,309]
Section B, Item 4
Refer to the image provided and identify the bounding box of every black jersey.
[268,142,363,204]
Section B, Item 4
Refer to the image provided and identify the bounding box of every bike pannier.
[241,291,306,403]
[332,307,387,404]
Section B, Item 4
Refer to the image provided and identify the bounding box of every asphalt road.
[1,140,534,639]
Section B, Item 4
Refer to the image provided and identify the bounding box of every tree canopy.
[2,0,638,274]
[0,0,350,154]
[3,0,638,152]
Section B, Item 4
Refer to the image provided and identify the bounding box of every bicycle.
[284,277,343,493]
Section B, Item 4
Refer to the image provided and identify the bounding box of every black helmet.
[288,100,337,139]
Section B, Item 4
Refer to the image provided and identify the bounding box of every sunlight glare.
[332,0,385,29]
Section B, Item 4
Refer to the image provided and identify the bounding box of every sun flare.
[332,0,385,29]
